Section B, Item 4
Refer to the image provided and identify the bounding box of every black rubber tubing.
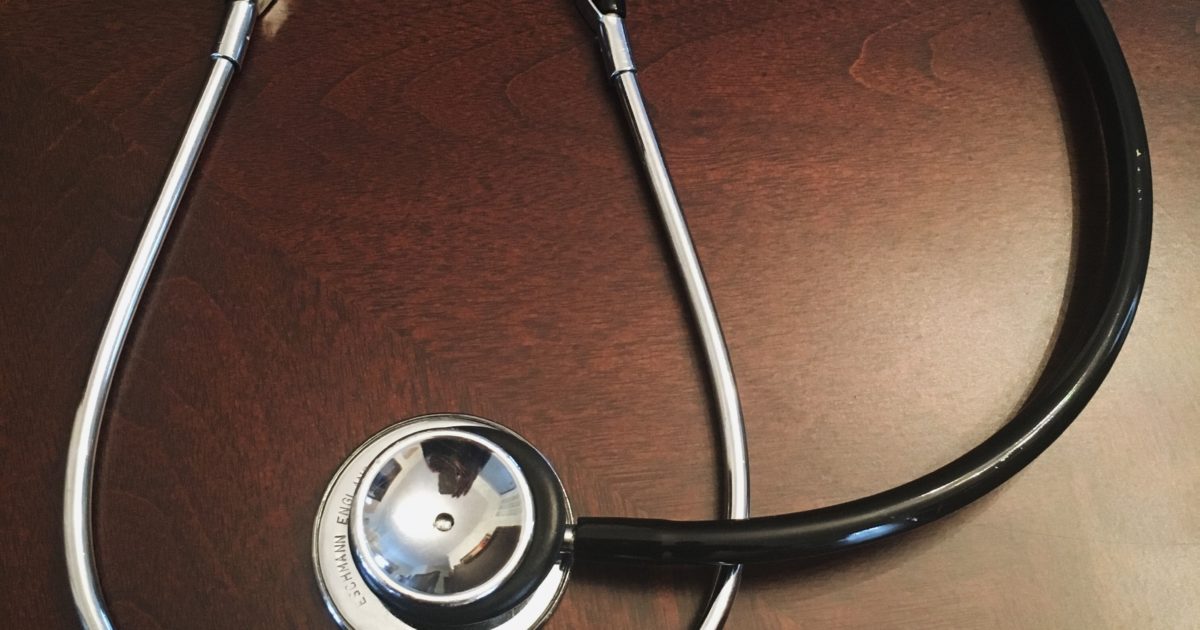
[572,0,1153,565]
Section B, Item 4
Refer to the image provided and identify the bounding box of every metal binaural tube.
[591,9,751,629]
[63,4,256,629]
[612,69,750,630]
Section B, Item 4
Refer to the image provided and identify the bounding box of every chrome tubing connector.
[213,0,258,67]
[575,0,634,78]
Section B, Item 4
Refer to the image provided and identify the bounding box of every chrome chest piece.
[314,415,573,630]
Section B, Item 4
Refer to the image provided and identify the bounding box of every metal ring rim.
[313,414,573,630]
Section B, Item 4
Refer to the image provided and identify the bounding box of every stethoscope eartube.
[63,0,1151,629]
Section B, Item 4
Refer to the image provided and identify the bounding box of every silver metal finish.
[63,4,255,629]
[574,2,634,77]
[560,525,575,556]
[598,14,636,78]
[351,429,536,606]
[66,4,742,629]
[213,0,258,66]
[596,13,751,630]
[315,415,573,630]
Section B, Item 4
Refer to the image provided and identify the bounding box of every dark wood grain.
[2,1,1197,628]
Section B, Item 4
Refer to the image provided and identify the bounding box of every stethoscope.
[64,1,1152,628]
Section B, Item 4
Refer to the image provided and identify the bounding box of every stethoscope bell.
[314,415,572,630]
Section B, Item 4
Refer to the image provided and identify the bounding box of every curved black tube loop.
[573,0,1152,565]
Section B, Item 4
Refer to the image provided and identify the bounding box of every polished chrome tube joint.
[213,0,258,67]
[598,15,636,78]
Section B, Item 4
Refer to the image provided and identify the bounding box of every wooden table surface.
[2,1,1197,628]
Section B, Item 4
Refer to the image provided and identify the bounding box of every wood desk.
[1,1,1196,627]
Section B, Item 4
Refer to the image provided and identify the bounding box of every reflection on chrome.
[351,431,534,605]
